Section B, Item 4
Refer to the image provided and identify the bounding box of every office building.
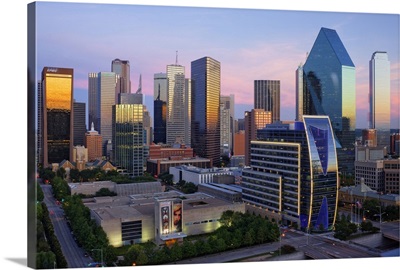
[73,101,86,146]
[37,81,43,165]
[295,64,304,121]
[153,73,168,144]
[369,51,391,148]
[301,27,356,174]
[361,129,377,147]
[88,72,119,158]
[111,58,131,95]
[244,109,272,166]
[166,64,188,145]
[242,116,339,230]
[112,95,144,176]
[153,72,168,102]
[254,80,280,123]
[191,56,221,166]
[233,130,245,156]
[85,122,103,161]
[390,133,400,156]
[220,95,234,155]
[41,67,74,167]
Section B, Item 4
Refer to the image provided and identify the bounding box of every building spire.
[91,122,95,131]
[156,83,161,100]
[136,74,142,94]
[175,50,178,65]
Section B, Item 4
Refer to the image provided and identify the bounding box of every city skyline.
[35,1,399,129]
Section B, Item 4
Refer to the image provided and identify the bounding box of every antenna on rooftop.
[175,50,178,65]
[136,74,142,94]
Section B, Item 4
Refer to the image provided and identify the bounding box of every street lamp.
[375,206,386,231]
[279,229,285,257]
[91,248,103,266]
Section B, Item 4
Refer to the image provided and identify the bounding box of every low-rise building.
[84,191,245,247]
[169,165,235,185]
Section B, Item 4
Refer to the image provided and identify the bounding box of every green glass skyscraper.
[301,27,356,174]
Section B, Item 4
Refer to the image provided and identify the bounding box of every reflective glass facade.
[111,58,131,94]
[166,65,187,145]
[191,57,221,166]
[242,116,338,230]
[254,80,280,123]
[112,104,144,176]
[302,27,356,174]
[42,67,73,167]
[369,51,391,147]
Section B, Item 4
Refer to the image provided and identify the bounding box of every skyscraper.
[301,27,356,174]
[166,64,187,145]
[112,97,144,176]
[73,101,86,146]
[242,116,339,230]
[295,64,304,121]
[220,95,235,155]
[191,56,221,166]
[41,67,74,167]
[369,51,391,147]
[153,73,168,144]
[254,80,280,123]
[88,72,119,158]
[112,58,131,94]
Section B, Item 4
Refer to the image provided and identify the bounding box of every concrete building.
[354,160,385,192]
[84,191,245,247]
[356,145,387,161]
[169,165,235,185]
[146,157,211,176]
[148,144,193,160]
[72,145,88,171]
[384,159,400,194]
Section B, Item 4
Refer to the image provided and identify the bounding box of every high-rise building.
[390,133,400,156]
[41,67,74,167]
[184,78,192,147]
[166,64,188,145]
[153,73,168,103]
[361,129,377,147]
[88,72,119,158]
[112,97,144,176]
[254,80,280,123]
[37,80,43,165]
[73,101,86,146]
[111,58,131,94]
[369,51,391,148]
[244,109,272,166]
[242,116,339,230]
[153,73,168,144]
[85,122,103,161]
[191,56,221,166]
[301,27,356,174]
[220,95,234,155]
[295,64,304,121]
[233,130,245,156]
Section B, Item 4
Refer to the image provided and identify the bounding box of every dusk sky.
[35,1,399,129]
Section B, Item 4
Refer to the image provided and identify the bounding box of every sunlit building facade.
[191,56,221,166]
[41,67,74,167]
[369,51,391,148]
[242,116,339,231]
[301,27,356,174]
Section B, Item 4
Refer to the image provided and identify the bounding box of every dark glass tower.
[73,101,86,146]
[301,27,356,174]
[154,84,167,144]
[41,67,74,167]
[191,56,221,166]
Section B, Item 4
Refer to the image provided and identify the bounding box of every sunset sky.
[35,1,399,128]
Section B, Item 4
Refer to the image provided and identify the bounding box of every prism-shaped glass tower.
[300,27,356,174]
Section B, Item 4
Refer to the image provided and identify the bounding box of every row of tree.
[36,184,68,268]
[334,213,379,241]
[119,211,281,266]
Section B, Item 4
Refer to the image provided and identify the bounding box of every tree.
[69,169,80,182]
[36,251,56,269]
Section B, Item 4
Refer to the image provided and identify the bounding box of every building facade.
[254,80,280,123]
[301,27,356,175]
[111,58,131,95]
[191,56,221,166]
[112,103,144,177]
[220,95,234,155]
[369,51,391,148]
[73,101,86,146]
[242,116,339,231]
[85,123,103,161]
[244,109,272,166]
[41,67,74,167]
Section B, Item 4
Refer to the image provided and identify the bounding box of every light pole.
[92,248,103,266]
[279,229,285,257]
[375,205,385,231]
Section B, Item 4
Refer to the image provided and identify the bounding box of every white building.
[169,165,235,185]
